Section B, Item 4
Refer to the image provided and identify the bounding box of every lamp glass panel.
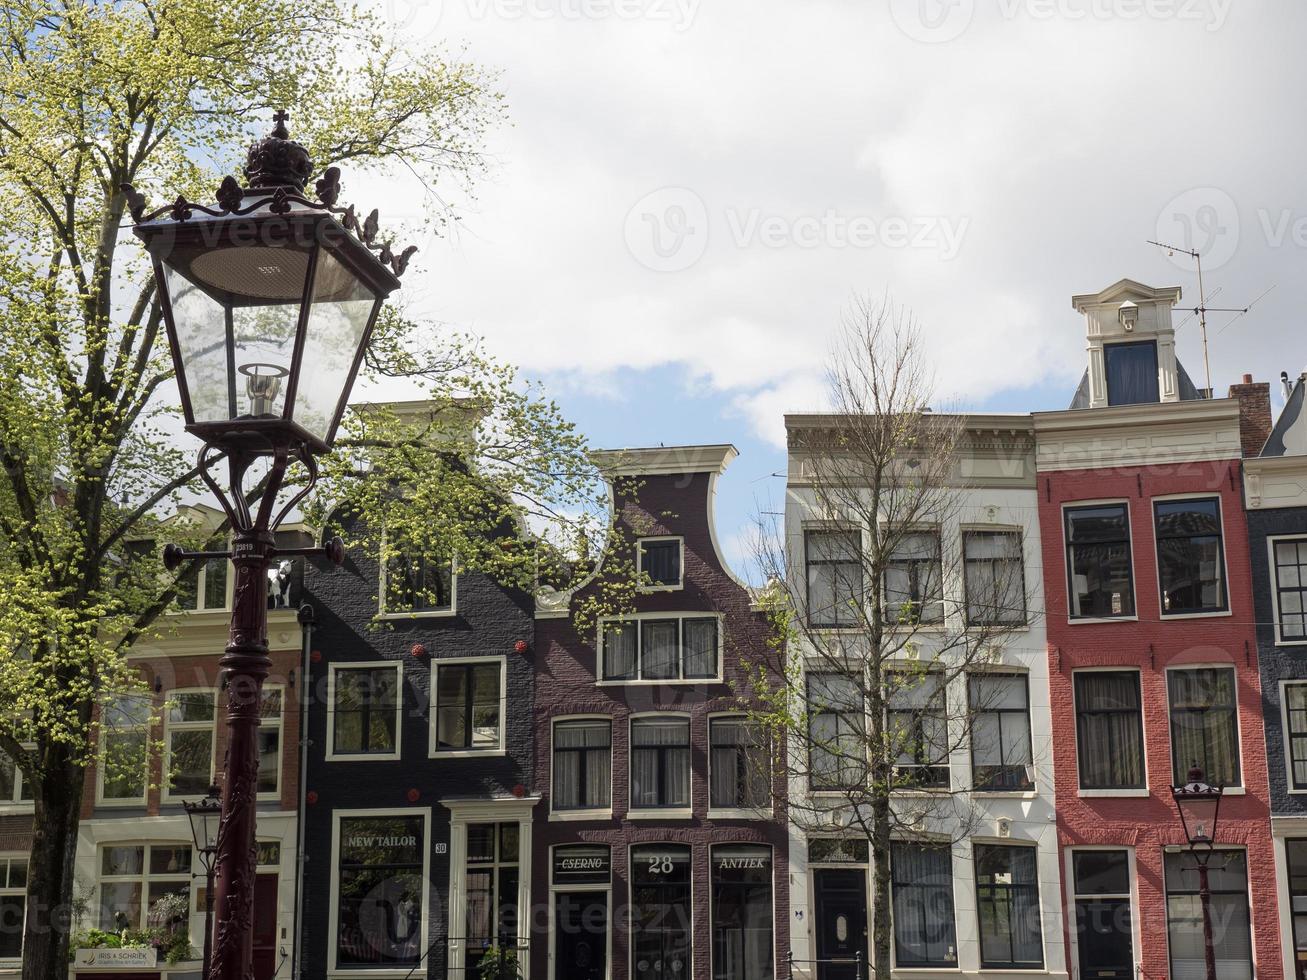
[162,264,231,424]
[293,248,379,441]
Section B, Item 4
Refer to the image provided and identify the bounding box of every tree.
[0,5,608,978]
[742,300,1034,979]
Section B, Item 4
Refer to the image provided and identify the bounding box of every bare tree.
[742,299,1034,979]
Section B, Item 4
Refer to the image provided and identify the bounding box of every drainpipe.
[291,602,315,979]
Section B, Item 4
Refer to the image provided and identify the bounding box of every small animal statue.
[267,560,294,608]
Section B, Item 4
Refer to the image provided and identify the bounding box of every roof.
[1067,359,1204,410]
[1263,374,1307,457]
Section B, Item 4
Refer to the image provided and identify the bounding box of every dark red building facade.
[530,445,789,980]
[1035,280,1281,980]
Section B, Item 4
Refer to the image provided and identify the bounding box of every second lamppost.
[1172,764,1225,980]
[127,110,413,980]
[183,785,222,978]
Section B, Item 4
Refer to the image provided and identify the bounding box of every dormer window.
[382,551,454,616]
[1104,341,1159,406]
[638,537,683,590]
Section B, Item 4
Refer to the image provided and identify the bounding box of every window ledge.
[1078,788,1149,798]
[429,748,506,759]
[376,609,456,621]
[1067,615,1138,625]
[324,751,402,763]
[596,678,721,687]
[1276,639,1307,647]
[549,809,612,822]
[1160,609,1232,620]
[627,808,693,821]
[706,807,772,821]
[637,584,684,593]
[969,790,1039,800]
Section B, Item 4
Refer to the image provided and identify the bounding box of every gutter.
[291,601,315,980]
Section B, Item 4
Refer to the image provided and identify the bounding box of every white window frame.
[1269,534,1307,646]
[1281,679,1307,795]
[960,524,1028,628]
[428,656,508,757]
[377,544,457,620]
[166,545,232,615]
[549,714,613,820]
[1064,846,1139,980]
[1061,498,1139,624]
[706,713,771,819]
[96,695,153,807]
[325,662,404,763]
[636,535,685,592]
[0,853,27,965]
[161,688,217,803]
[596,611,724,685]
[1071,666,1150,798]
[1150,492,1232,620]
[1161,844,1253,979]
[708,844,777,980]
[1163,662,1246,793]
[257,684,285,800]
[327,807,431,977]
[0,747,34,812]
[627,712,693,820]
[96,841,193,932]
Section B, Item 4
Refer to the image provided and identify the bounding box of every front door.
[554,892,607,980]
[1075,897,1133,979]
[252,874,278,980]
[814,868,867,980]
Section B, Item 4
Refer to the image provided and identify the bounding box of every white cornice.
[1244,454,1307,510]
[1071,279,1183,311]
[1033,398,1242,472]
[593,444,738,477]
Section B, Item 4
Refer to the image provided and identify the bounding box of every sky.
[346,0,1307,576]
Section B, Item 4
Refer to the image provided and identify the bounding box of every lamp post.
[183,785,223,979]
[1171,763,1225,980]
[126,110,412,980]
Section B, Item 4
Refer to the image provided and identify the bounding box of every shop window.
[711,846,773,980]
[630,845,692,980]
[334,814,425,968]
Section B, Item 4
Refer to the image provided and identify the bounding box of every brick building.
[1243,370,1307,979]
[298,483,538,980]
[530,445,789,980]
[1035,279,1280,980]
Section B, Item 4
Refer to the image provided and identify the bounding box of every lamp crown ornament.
[244,109,313,192]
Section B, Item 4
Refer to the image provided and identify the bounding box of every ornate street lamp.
[125,110,412,980]
[183,785,222,979]
[1172,764,1225,980]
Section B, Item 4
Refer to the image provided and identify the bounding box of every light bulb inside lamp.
[239,363,289,418]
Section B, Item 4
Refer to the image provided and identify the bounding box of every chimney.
[1228,374,1272,457]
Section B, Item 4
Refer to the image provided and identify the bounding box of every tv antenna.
[1147,239,1250,396]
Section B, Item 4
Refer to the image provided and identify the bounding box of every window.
[0,857,26,961]
[100,696,150,802]
[552,719,612,811]
[163,691,215,799]
[98,844,192,931]
[257,687,283,796]
[891,843,957,967]
[383,551,453,614]
[1070,850,1133,980]
[171,545,229,612]
[1164,849,1251,980]
[639,537,682,589]
[1286,684,1307,790]
[805,530,862,627]
[1285,840,1307,972]
[334,814,425,968]
[601,616,719,681]
[631,845,692,980]
[709,718,769,810]
[969,674,1033,791]
[1065,504,1135,618]
[464,823,519,977]
[1104,340,1159,406]
[885,531,943,625]
[711,846,773,980]
[1155,498,1227,615]
[974,843,1043,970]
[329,665,401,758]
[807,673,865,791]
[964,530,1026,626]
[0,754,32,806]
[433,660,503,752]
[631,716,691,810]
[1074,672,1145,790]
[886,672,948,789]
[1272,537,1307,641]
[1168,667,1240,787]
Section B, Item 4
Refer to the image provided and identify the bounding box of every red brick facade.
[1038,458,1281,978]
[531,461,789,980]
